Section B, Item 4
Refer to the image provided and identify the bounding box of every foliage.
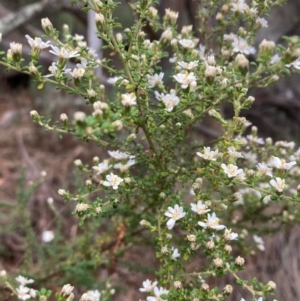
[1,0,300,300]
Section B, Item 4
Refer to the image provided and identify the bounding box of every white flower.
[41,230,55,243]
[190,201,210,215]
[165,204,186,230]
[269,156,296,170]
[270,53,280,64]
[108,150,133,160]
[256,17,268,28]
[253,235,265,251]
[61,284,74,296]
[270,177,285,192]
[121,92,136,107]
[114,159,136,172]
[179,39,197,49]
[107,76,122,85]
[103,173,123,190]
[16,276,34,286]
[198,212,226,230]
[221,163,243,178]
[146,286,169,301]
[81,290,101,301]
[224,33,237,42]
[93,161,111,174]
[232,37,256,55]
[25,35,50,49]
[147,72,164,88]
[231,0,248,13]
[246,135,264,144]
[69,67,85,79]
[16,286,31,301]
[44,62,71,78]
[49,45,79,58]
[224,229,238,240]
[161,90,180,112]
[227,146,243,159]
[256,162,272,177]
[177,61,199,70]
[173,71,197,89]
[286,57,300,70]
[196,147,219,161]
[171,247,180,260]
[140,279,158,293]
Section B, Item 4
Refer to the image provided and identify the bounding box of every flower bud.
[201,283,209,291]
[266,281,276,291]
[235,256,245,266]
[60,113,68,122]
[41,18,54,36]
[235,54,249,75]
[224,244,232,253]
[206,241,215,249]
[58,189,67,196]
[74,111,86,122]
[76,203,90,212]
[74,159,83,167]
[223,285,233,295]
[213,258,223,267]
[174,281,182,289]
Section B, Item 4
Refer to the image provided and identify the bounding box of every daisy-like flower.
[82,290,101,301]
[177,61,199,70]
[121,92,136,107]
[171,247,180,260]
[253,235,265,251]
[44,62,71,78]
[114,158,136,172]
[49,45,79,59]
[231,0,248,13]
[25,35,51,50]
[221,163,243,178]
[256,17,268,28]
[190,201,210,215]
[246,135,264,145]
[161,90,180,112]
[232,37,256,55]
[270,177,285,192]
[164,204,186,230]
[108,150,133,160]
[93,161,111,174]
[103,173,124,190]
[140,279,158,293]
[224,229,238,240]
[285,57,300,70]
[179,38,197,49]
[16,276,34,286]
[198,212,226,230]
[270,54,280,64]
[41,230,55,243]
[269,156,296,170]
[147,72,164,88]
[146,286,169,301]
[256,162,272,177]
[227,146,243,159]
[16,286,31,301]
[173,71,197,89]
[154,91,164,101]
[196,147,219,161]
[69,67,85,79]
[107,76,122,85]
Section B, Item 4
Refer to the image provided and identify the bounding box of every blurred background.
[1,0,300,300]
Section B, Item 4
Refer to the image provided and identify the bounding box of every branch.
[0,0,58,36]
